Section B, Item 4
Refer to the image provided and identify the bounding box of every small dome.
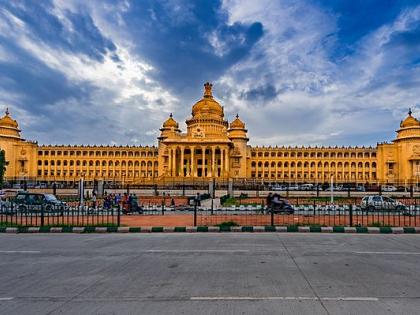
[0,108,18,129]
[400,109,420,128]
[191,82,224,118]
[230,114,246,129]
[162,113,178,128]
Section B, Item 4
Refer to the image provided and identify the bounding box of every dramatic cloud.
[0,0,419,146]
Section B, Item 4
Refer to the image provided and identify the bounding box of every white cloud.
[218,1,420,146]
[0,1,181,145]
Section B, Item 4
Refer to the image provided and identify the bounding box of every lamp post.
[330,174,334,204]
[80,173,85,207]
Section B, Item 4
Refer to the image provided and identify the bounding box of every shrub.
[217,221,239,227]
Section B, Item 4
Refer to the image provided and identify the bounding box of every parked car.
[382,185,397,192]
[270,184,286,191]
[355,185,366,192]
[300,184,314,191]
[14,192,67,213]
[360,195,407,212]
[288,184,300,191]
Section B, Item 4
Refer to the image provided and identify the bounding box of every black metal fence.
[0,202,119,227]
[195,203,420,227]
[2,201,420,228]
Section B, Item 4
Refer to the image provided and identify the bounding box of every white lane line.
[146,250,249,253]
[322,297,379,301]
[0,297,14,301]
[190,297,378,301]
[355,251,420,255]
[0,250,41,254]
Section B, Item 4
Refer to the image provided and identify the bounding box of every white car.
[300,184,314,191]
[382,185,397,192]
[361,195,407,212]
[271,185,286,191]
[288,184,299,191]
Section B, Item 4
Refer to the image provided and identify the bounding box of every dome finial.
[409,108,412,116]
[236,113,239,119]
[5,107,9,116]
[204,82,213,98]
[169,113,173,118]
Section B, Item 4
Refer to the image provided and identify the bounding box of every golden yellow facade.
[1,84,420,185]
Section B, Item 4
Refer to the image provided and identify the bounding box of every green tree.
[0,150,7,188]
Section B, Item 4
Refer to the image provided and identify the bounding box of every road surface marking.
[190,296,378,301]
[0,297,14,301]
[146,249,249,253]
[0,251,41,254]
[355,251,420,255]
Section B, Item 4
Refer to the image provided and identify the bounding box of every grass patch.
[217,221,238,227]
[242,226,253,232]
[129,227,141,233]
[151,227,164,233]
[369,222,391,228]
[174,226,186,232]
[287,225,298,232]
[107,226,118,233]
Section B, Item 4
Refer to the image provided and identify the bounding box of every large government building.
[1,82,420,186]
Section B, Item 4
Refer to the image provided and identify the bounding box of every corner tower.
[228,114,249,177]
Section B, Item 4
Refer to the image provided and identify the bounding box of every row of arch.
[251,151,376,158]
[251,161,377,168]
[38,160,159,167]
[38,150,158,157]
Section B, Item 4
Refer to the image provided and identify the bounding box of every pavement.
[1,234,420,315]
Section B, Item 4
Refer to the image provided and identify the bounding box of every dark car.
[14,192,67,213]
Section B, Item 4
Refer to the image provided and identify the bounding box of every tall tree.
[0,150,7,188]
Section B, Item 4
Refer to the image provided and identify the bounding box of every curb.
[1,226,420,234]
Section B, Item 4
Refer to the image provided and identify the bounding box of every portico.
[157,82,247,179]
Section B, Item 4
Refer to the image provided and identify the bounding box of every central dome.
[191,82,224,118]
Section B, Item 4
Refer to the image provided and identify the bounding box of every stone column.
[168,148,172,176]
[180,146,185,177]
[211,147,216,177]
[225,148,229,177]
[219,149,223,177]
[202,147,206,177]
[190,146,195,177]
[172,148,177,177]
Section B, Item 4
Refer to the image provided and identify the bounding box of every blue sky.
[0,0,419,146]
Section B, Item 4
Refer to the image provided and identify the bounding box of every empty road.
[1,233,420,314]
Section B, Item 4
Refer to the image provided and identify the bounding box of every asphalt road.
[1,234,420,315]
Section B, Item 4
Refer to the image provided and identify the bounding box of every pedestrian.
[92,191,97,209]
[195,193,201,206]
[266,192,273,209]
